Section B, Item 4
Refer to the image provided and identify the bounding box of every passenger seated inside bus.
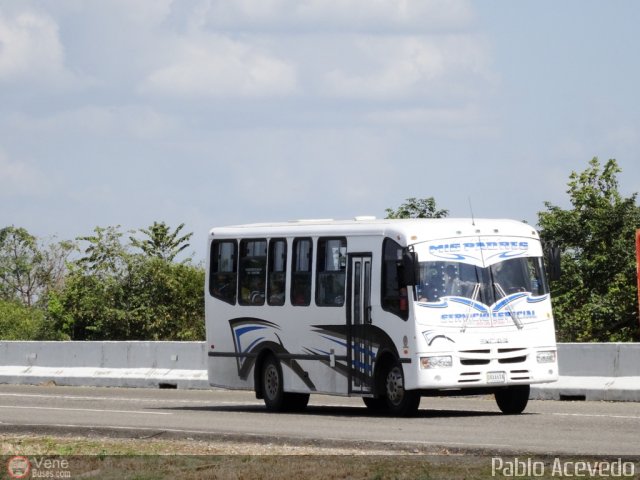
[417,263,473,301]
[240,274,265,305]
[268,283,284,305]
[292,276,311,305]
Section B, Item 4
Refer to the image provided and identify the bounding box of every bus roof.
[209,218,540,244]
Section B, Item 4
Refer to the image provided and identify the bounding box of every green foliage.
[48,223,204,341]
[125,257,205,340]
[0,226,73,309]
[130,221,193,262]
[385,197,449,219]
[77,225,128,276]
[0,300,66,340]
[0,221,204,341]
[538,158,640,341]
[0,226,43,306]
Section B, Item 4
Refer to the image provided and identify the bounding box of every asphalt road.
[1,384,639,457]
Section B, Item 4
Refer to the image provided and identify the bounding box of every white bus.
[205,217,558,416]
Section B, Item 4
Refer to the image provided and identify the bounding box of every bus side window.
[267,238,287,306]
[381,238,408,320]
[209,240,238,305]
[238,239,267,306]
[316,237,347,307]
[291,238,312,306]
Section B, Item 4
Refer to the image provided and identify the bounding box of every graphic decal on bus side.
[417,293,549,327]
[226,319,400,391]
[305,326,378,382]
[309,324,400,387]
[228,317,316,390]
[422,330,456,346]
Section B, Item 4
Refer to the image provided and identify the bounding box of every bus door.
[347,254,374,394]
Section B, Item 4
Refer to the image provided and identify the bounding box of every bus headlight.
[420,355,452,369]
[536,350,556,363]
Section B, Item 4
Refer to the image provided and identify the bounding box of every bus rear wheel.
[261,355,309,412]
[495,385,530,414]
[262,355,285,411]
[382,362,420,417]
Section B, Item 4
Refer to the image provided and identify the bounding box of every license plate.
[487,371,506,384]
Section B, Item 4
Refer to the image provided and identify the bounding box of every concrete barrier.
[0,341,638,400]
[0,341,208,389]
[530,343,640,401]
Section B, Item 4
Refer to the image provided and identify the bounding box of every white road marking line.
[0,405,171,415]
[551,412,640,420]
[0,392,262,406]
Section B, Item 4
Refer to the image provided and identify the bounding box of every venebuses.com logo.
[6,455,72,479]
[6,456,30,479]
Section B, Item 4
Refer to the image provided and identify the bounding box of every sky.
[1,0,639,261]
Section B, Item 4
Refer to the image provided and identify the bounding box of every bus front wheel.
[495,385,530,414]
[382,362,420,417]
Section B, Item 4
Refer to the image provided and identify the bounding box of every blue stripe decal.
[319,335,348,347]
[448,297,489,313]
[243,336,265,353]
[351,359,373,372]
[492,293,528,312]
[234,325,267,353]
[234,325,266,337]
[417,300,449,309]
[527,294,549,303]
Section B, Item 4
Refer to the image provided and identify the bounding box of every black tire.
[362,396,386,412]
[262,355,310,413]
[495,385,530,414]
[285,392,310,412]
[382,362,420,417]
[262,355,285,411]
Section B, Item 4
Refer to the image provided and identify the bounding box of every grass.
[0,434,497,479]
[3,435,637,479]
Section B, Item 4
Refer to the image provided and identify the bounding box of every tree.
[538,158,640,341]
[77,225,128,276]
[385,197,449,219]
[123,256,205,340]
[0,226,71,307]
[130,221,193,262]
[0,226,42,306]
[49,223,204,341]
[0,299,65,340]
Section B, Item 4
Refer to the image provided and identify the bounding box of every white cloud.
[605,126,639,149]
[0,150,52,197]
[0,8,83,88]
[3,105,179,141]
[323,34,492,99]
[197,0,474,31]
[365,104,499,139]
[141,34,298,98]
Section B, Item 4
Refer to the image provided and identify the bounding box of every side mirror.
[400,251,418,286]
[546,245,561,281]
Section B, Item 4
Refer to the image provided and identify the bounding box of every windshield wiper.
[493,282,524,330]
[460,283,481,333]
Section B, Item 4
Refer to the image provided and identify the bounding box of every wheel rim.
[386,366,405,406]
[264,364,279,400]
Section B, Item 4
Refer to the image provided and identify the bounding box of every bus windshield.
[415,257,549,305]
